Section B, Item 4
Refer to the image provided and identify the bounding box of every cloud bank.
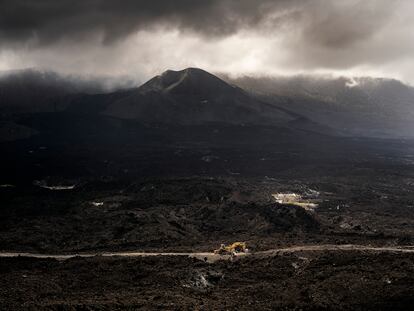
[0,0,413,83]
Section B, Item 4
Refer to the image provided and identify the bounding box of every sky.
[0,0,413,84]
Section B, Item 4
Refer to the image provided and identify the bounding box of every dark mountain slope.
[102,68,295,125]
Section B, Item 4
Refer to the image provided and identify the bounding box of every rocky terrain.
[1,251,413,310]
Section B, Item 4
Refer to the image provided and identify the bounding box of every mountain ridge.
[225,74,414,138]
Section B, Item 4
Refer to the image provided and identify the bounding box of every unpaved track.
[1,244,414,262]
[261,244,414,256]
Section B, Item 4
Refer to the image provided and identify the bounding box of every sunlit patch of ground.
[32,180,77,190]
[272,192,320,211]
[0,184,15,188]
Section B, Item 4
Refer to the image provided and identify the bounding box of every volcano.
[102,68,295,125]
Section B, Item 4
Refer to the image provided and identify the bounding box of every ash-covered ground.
[1,122,414,310]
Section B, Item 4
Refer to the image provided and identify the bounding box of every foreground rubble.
[1,250,413,310]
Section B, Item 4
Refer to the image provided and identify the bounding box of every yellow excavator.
[214,242,248,255]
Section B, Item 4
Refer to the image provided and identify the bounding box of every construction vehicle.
[214,242,248,255]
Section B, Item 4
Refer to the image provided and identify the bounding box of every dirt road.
[1,244,413,262]
[262,244,414,254]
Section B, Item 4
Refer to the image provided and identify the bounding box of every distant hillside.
[0,69,135,115]
[226,75,414,138]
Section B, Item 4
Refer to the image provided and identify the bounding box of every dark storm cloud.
[278,0,406,69]
[0,0,395,47]
[300,1,393,49]
[0,0,412,82]
[0,0,289,46]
